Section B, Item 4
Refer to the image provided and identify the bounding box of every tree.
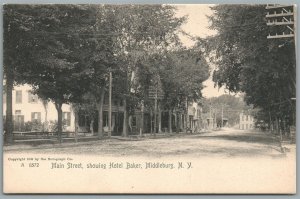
[3,5,102,142]
[107,5,186,136]
[3,5,31,143]
[200,94,253,126]
[202,5,296,135]
[135,47,210,133]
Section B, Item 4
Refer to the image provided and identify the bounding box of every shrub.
[24,121,43,132]
[48,120,67,132]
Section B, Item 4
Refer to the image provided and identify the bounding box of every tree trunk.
[185,97,188,133]
[55,101,63,143]
[90,119,94,135]
[268,109,272,132]
[97,87,105,139]
[158,106,162,133]
[42,100,48,132]
[5,74,14,144]
[122,98,128,137]
[150,109,153,135]
[44,110,48,131]
[179,113,182,132]
[140,103,144,136]
[174,111,178,133]
[168,110,172,133]
[74,109,79,143]
[276,117,282,140]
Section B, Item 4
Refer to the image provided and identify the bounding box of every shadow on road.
[198,132,278,145]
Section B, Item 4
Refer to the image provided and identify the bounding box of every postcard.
[3,4,296,194]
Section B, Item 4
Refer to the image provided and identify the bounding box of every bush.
[24,121,44,132]
[48,120,67,132]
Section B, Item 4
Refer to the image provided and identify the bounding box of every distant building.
[239,112,254,130]
[187,102,203,132]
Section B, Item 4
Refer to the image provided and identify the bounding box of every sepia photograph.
[2,3,296,194]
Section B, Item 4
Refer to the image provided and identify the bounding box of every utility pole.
[140,101,144,136]
[186,97,189,133]
[214,108,217,129]
[108,71,112,138]
[154,82,158,137]
[221,104,224,128]
[266,4,295,39]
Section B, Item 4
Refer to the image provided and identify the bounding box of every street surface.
[4,128,293,158]
[3,128,296,194]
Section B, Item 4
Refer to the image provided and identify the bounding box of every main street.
[4,128,295,194]
[4,128,294,158]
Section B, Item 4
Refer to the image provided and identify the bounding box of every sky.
[175,4,229,98]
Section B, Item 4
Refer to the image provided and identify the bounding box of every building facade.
[239,112,254,130]
[3,84,204,135]
[187,102,203,132]
[3,84,126,134]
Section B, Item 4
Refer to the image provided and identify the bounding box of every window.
[104,97,108,105]
[103,111,108,127]
[16,90,22,104]
[63,112,71,126]
[3,93,6,104]
[132,116,137,127]
[79,114,87,127]
[28,91,38,103]
[31,112,41,122]
[15,110,21,115]
[113,100,118,106]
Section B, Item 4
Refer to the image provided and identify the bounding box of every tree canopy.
[4,4,211,142]
[201,5,296,133]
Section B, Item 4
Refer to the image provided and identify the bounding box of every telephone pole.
[154,83,158,136]
[266,4,295,39]
[221,104,224,128]
[108,71,112,138]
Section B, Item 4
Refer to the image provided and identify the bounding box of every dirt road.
[4,128,290,158]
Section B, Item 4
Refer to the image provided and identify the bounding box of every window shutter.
[67,112,71,126]
[28,91,31,103]
[31,112,35,121]
[38,113,41,122]
[16,91,22,103]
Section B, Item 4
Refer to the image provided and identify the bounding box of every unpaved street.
[4,128,291,158]
[4,128,296,194]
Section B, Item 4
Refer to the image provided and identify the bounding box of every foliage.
[48,120,67,132]
[3,5,114,141]
[24,121,44,132]
[4,4,210,139]
[108,5,187,109]
[201,5,296,132]
[200,94,253,126]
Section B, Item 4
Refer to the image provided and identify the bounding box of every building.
[3,84,75,132]
[239,112,254,130]
[3,84,125,134]
[3,84,204,135]
[187,102,203,132]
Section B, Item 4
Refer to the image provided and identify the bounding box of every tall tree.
[3,5,103,142]
[108,5,186,136]
[136,47,210,132]
[202,5,296,134]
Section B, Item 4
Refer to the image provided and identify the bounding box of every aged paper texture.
[3,4,296,194]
